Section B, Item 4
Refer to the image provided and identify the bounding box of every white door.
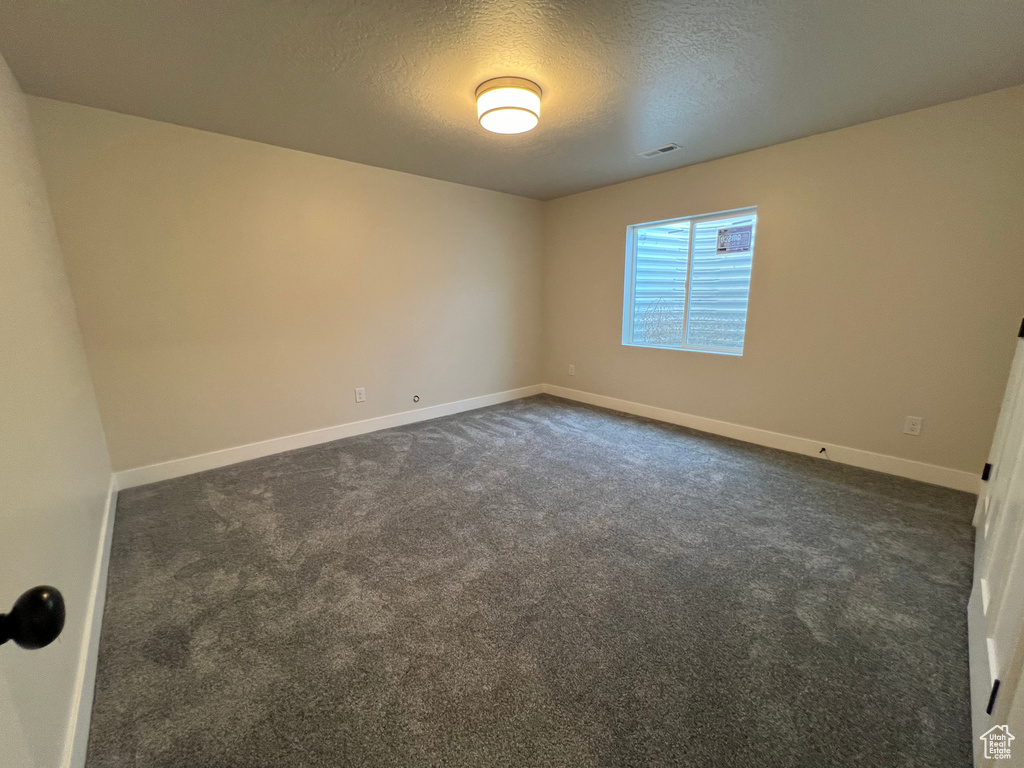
[970,327,1024,764]
[0,670,31,767]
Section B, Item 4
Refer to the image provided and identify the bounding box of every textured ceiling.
[1,1,1023,200]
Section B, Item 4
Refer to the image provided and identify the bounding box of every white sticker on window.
[716,225,752,254]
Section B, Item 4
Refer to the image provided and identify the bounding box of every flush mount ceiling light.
[476,77,542,134]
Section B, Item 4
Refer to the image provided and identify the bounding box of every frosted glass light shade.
[476,77,542,134]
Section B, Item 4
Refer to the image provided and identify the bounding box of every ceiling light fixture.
[476,77,542,135]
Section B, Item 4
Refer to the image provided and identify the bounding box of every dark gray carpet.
[87,395,976,767]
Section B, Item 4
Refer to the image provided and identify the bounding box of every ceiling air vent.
[638,143,682,159]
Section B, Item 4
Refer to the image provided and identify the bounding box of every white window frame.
[621,206,757,356]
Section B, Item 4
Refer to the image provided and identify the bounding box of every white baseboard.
[115,385,544,489]
[62,475,118,768]
[542,384,979,493]
[114,380,977,493]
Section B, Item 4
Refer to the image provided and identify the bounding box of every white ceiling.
[1,1,1022,200]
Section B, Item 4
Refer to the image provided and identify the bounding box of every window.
[622,207,756,355]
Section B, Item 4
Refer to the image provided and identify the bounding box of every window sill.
[621,341,743,357]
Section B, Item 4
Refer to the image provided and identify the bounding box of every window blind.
[629,222,690,347]
[686,213,754,351]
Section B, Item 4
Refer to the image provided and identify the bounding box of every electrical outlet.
[568,364,576,377]
[903,416,922,436]
[354,387,366,403]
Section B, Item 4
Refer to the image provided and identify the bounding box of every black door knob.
[0,586,65,650]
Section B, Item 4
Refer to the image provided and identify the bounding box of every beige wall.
[0,56,112,768]
[28,98,544,471]
[543,86,1024,474]
[23,87,1024,479]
